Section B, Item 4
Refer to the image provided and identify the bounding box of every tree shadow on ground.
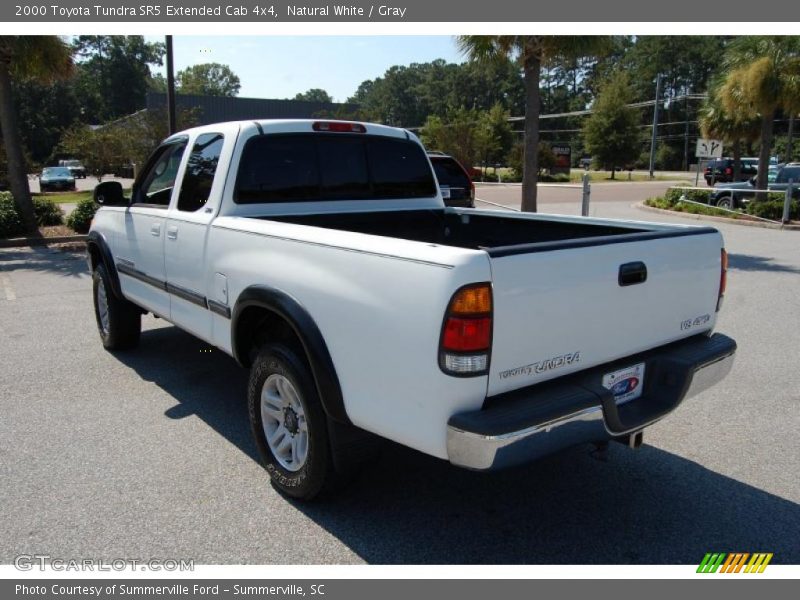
[728,253,800,274]
[0,246,87,279]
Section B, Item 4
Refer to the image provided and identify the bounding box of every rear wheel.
[248,344,339,500]
[716,195,733,210]
[92,264,141,350]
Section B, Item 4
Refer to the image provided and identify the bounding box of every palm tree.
[718,36,800,199]
[0,36,73,233]
[698,86,759,184]
[457,36,611,212]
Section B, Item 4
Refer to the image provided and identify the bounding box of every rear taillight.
[725,167,732,175]
[717,248,728,312]
[439,283,492,376]
[312,121,366,133]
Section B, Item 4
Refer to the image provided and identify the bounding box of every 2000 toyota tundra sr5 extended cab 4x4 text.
[87,120,736,500]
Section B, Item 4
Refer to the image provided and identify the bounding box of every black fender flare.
[232,285,349,424]
[86,231,123,299]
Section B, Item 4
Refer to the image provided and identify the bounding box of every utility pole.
[166,35,176,135]
[648,74,662,179]
[683,89,690,172]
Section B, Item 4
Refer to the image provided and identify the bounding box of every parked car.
[87,119,736,500]
[59,159,87,179]
[39,167,76,192]
[710,163,800,208]
[428,152,475,208]
[704,158,758,186]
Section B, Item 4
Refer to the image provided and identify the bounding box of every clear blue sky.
[147,36,464,102]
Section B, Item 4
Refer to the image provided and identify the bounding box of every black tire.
[248,343,341,500]
[716,195,733,210]
[92,263,141,350]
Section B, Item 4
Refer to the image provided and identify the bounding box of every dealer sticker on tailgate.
[602,363,646,405]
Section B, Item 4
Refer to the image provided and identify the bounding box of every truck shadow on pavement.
[120,324,800,565]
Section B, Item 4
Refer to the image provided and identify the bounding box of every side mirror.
[94,181,126,207]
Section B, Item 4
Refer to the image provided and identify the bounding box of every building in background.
[146,93,360,125]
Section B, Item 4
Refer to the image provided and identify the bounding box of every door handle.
[619,261,647,286]
[166,226,178,240]
[150,223,161,236]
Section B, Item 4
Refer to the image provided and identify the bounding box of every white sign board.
[695,139,723,159]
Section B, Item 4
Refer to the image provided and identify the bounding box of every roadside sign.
[695,139,723,159]
[550,144,571,175]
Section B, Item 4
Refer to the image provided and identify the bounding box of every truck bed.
[262,207,723,397]
[265,209,708,256]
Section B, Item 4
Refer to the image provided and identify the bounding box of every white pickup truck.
[87,119,736,500]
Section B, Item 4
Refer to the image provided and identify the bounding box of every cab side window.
[178,133,224,212]
[134,142,187,207]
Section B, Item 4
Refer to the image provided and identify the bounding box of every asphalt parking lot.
[1,182,798,564]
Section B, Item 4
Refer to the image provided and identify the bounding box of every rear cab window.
[234,133,436,203]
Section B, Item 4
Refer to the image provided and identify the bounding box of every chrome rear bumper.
[447,333,736,471]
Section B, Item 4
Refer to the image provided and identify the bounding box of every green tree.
[11,77,81,165]
[583,72,640,179]
[61,107,200,178]
[347,58,524,127]
[420,107,482,170]
[148,72,168,93]
[0,36,73,233]
[507,141,557,180]
[458,36,612,211]
[719,36,800,197]
[589,36,731,172]
[72,36,164,123]
[475,104,513,170]
[698,83,760,182]
[177,63,241,97]
[294,88,333,103]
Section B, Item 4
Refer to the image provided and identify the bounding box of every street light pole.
[165,35,176,135]
[648,74,662,179]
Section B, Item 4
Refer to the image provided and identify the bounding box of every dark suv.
[428,152,475,208]
[704,158,758,186]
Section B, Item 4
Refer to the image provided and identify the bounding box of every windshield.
[42,167,72,177]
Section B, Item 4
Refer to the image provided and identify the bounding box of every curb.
[634,202,800,231]
[0,234,87,249]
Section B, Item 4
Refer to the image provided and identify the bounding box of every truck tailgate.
[487,229,724,396]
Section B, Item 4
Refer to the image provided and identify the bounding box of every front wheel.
[248,344,341,500]
[92,264,141,350]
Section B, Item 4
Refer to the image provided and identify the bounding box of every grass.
[34,190,93,204]
[644,196,743,219]
[34,187,131,205]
